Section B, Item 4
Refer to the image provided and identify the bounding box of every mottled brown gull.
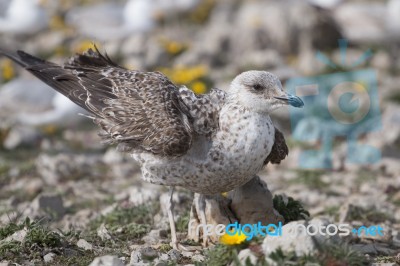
[0,47,304,249]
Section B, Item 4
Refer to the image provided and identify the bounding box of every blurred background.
[0,0,399,265]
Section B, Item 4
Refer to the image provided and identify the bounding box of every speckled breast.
[135,105,275,195]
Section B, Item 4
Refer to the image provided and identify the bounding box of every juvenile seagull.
[0,48,303,249]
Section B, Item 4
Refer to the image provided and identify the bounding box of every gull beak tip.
[290,95,304,108]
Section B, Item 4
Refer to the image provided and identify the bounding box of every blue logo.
[286,39,382,169]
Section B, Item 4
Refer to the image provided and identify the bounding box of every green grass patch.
[85,202,159,247]
[355,169,378,186]
[0,217,82,264]
[268,243,369,266]
[176,210,190,233]
[273,195,310,223]
[319,205,340,221]
[0,220,25,240]
[203,244,241,266]
[89,202,158,230]
[375,255,400,264]
[159,243,173,253]
[289,169,328,190]
[345,205,393,224]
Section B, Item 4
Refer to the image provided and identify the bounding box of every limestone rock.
[77,239,93,251]
[228,176,284,225]
[188,175,283,243]
[130,246,158,265]
[43,253,56,263]
[188,193,236,243]
[231,249,258,266]
[97,224,112,241]
[262,218,341,257]
[89,255,124,266]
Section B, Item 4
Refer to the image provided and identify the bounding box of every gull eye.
[253,84,263,91]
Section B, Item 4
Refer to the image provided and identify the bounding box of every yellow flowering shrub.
[191,81,207,94]
[1,59,15,82]
[219,229,247,245]
[73,40,99,54]
[159,38,188,56]
[159,65,210,94]
[189,0,216,24]
[49,15,68,31]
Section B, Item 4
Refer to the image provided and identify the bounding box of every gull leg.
[198,194,209,247]
[167,186,179,250]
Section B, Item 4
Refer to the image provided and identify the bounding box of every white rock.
[262,218,341,257]
[367,105,400,156]
[152,261,167,266]
[233,249,258,266]
[191,254,205,262]
[188,193,236,243]
[142,229,167,245]
[371,263,398,266]
[166,249,181,261]
[36,153,101,185]
[129,186,161,206]
[371,50,391,71]
[97,224,112,241]
[130,247,158,264]
[77,239,93,251]
[103,148,125,164]
[334,3,387,44]
[89,255,124,266]
[3,126,41,150]
[358,225,391,242]
[1,228,27,243]
[43,253,56,263]
[378,158,400,177]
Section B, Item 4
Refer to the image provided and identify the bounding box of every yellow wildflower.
[42,125,57,135]
[74,40,99,54]
[159,38,187,55]
[49,15,67,31]
[189,0,216,24]
[167,41,185,55]
[191,81,207,94]
[1,59,15,81]
[159,65,208,85]
[219,229,247,245]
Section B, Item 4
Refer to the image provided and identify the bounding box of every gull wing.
[1,48,193,156]
[264,128,289,165]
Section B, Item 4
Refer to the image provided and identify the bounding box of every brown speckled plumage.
[1,48,290,195]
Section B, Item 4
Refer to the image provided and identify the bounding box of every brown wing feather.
[1,47,192,157]
[178,86,226,136]
[264,128,289,165]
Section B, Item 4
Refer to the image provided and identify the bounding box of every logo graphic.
[286,39,382,169]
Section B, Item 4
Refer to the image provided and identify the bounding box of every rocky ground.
[0,0,400,265]
[0,129,399,265]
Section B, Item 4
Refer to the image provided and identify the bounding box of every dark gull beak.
[274,94,304,108]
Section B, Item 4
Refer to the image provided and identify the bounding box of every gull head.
[229,70,304,113]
